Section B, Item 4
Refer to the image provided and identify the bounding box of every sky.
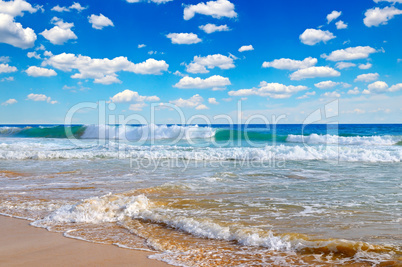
[0,0,401,124]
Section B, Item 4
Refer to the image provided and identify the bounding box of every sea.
[0,124,401,266]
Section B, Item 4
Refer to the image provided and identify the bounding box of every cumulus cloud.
[195,104,208,110]
[359,63,372,69]
[1,98,17,106]
[183,0,237,20]
[262,57,317,70]
[322,46,378,61]
[327,10,342,24]
[354,73,379,82]
[43,53,169,84]
[110,89,159,111]
[0,63,17,73]
[40,17,77,45]
[228,82,307,99]
[26,66,57,77]
[314,81,339,89]
[297,91,316,99]
[322,91,341,98]
[126,0,173,4]
[374,0,402,3]
[0,0,38,17]
[363,81,402,94]
[27,51,40,59]
[174,75,231,89]
[364,6,402,27]
[88,14,114,30]
[199,23,229,34]
[299,29,335,45]
[290,66,340,80]
[347,87,360,95]
[0,56,10,63]
[238,45,254,52]
[166,33,201,44]
[138,44,146,48]
[0,13,36,49]
[208,97,219,104]
[335,20,348,29]
[186,54,235,74]
[335,62,356,69]
[169,94,205,109]
[51,2,87,12]
[27,93,57,104]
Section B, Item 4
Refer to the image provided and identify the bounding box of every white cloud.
[335,62,356,69]
[347,87,360,95]
[297,91,316,99]
[129,102,147,111]
[359,63,372,69]
[322,46,377,61]
[0,13,36,49]
[126,0,173,4]
[228,82,307,99]
[367,81,389,93]
[314,80,339,89]
[364,6,402,27]
[110,89,160,109]
[186,54,235,74]
[43,53,169,84]
[327,10,341,24]
[238,45,254,52]
[299,29,335,45]
[208,97,219,105]
[169,94,204,109]
[138,44,146,48]
[335,20,348,29]
[1,98,17,106]
[26,66,57,77]
[40,17,77,45]
[27,51,40,59]
[1,76,14,82]
[195,104,208,110]
[290,66,340,80]
[322,91,341,98]
[27,93,57,104]
[199,23,229,34]
[94,75,121,85]
[0,63,17,73]
[183,0,237,20]
[0,56,10,63]
[364,81,402,94]
[88,14,114,30]
[374,0,402,3]
[354,73,379,82]
[0,0,38,17]
[174,75,231,89]
[166,33,201,45]
[262,57,317,70]
[51,2,87,12]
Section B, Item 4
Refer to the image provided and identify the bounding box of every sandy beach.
[0,215,168,267]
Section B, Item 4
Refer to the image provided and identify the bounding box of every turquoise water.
[0,124,401,266]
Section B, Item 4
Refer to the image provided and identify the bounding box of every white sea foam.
[1,141,401,162]
[287,134,401,146]
[81,124,216,141]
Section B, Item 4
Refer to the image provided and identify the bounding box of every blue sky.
[0,0,401,124]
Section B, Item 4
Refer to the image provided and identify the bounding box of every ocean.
[0,124,401,266]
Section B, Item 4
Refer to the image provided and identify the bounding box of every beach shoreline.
[0,215,169,267]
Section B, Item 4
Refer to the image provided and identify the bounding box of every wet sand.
[0,215,169,267]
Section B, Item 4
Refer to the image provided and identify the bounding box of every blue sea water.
[0,124,401,266]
